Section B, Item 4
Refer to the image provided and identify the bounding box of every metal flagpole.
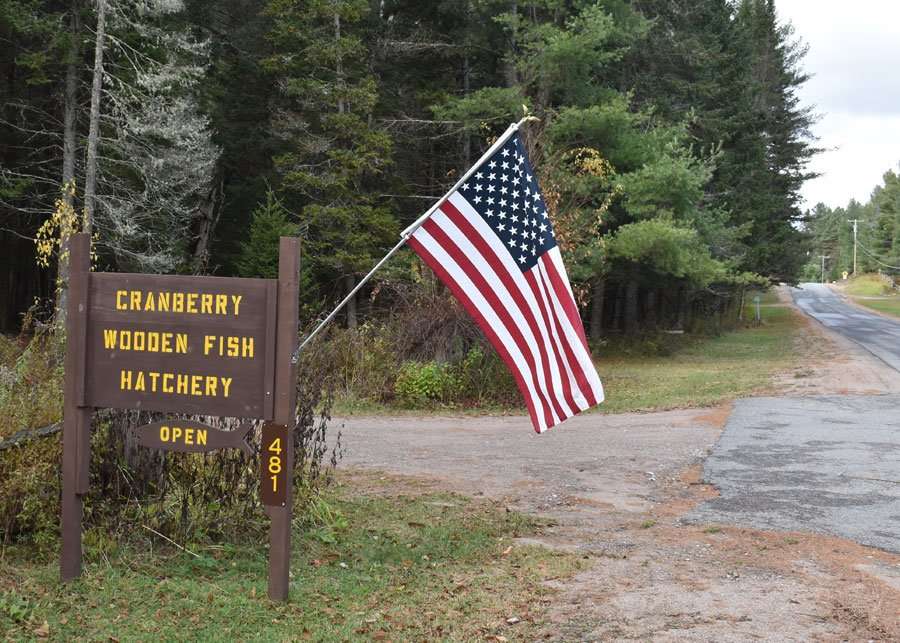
[291,117,534,363]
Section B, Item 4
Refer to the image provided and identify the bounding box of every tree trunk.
[589,279,605,339]
[344,275,357,329]
[505,1,518,87]
[612,282,624,332]
[645,288,657,330]
[190,174,223,274]
[624,279,639,335]
[56,1,81,326]
[83,0,107,235]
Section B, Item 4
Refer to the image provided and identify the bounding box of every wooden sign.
[61,233,300,603]
[260,422,289,506]
[86,273,276,418]
[131,421,254,455]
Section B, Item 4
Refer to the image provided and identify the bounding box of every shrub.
[394,361,461,407]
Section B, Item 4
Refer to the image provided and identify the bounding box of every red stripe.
[534,259,599,407]
[439,201,579,416]
[542,253,590,351]
[525,266,598,409]
[407,236,545,433]
[422,219,559,427]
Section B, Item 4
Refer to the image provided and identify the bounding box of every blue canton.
[457,133,558,272]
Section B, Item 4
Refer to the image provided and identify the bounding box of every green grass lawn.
[844,274,893,296]
[851,296,900,318]
[0,483,582,641]
[597,303,799,414]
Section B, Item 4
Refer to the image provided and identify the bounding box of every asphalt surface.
[691,395,900,553]
[792,281,900,371]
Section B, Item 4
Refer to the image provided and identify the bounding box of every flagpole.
[291,117,533,363]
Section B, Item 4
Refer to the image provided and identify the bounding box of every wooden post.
[61,232,92,581]
[267,237,299,601]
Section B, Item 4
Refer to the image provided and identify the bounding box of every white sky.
[775,0,900,210]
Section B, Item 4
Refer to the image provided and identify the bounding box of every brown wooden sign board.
[131,421,254,456]
[60,233,300,603]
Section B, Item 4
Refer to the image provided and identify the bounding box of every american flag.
[405,129,604,433]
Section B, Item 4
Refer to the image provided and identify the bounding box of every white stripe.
[431,210,571,421]
[537,256,605,404]
[411,227,549,431]
[447,192,584,415]
[528,258,592,412]
[542,249,604,402]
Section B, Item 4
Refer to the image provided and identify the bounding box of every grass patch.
[0,483,582,641]
[851,297,900,318]
[596,303,800,414]
[844,274,893,297]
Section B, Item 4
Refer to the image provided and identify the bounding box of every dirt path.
[335,299,900,640]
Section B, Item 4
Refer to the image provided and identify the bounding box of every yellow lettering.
[231,295,242,316]
[160,425,170,442]
[197,429,207,446]
[191,375,202,396]
[187,293,198,314]
[134,371,145,392]
[176,334,188,354]
[176,374,189,395]
[162,373,174,393]
[172,426,182,442]
[200,294,213,314]
[242,337,254,359]
[116,291,127,310]
[227,336,239,357]
[104,329,117,349]
[147,332,159,352]
[215,294,227,315]
[184,428,194,445]
[133,331,145,351]
[221,377,232,398]
[204,376,217,397]
[204,335,214,356]
[158,292,170,312]
[130,291,141,310]
[120,330,132,350]
[120,370,132,390]
[148,371,160,392]
[144,291,155,312]
[173,292,184,313]
[162,333,172,353]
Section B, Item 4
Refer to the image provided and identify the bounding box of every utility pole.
[848,219,861,276]
[819,255,830,284]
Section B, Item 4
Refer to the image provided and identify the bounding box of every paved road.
[691,396,900,552]
[792,282,900,371]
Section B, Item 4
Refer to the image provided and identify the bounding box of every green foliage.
[395,361,461,407]
[236,190,298,278]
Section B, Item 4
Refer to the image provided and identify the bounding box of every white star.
[510,227,518,237]
[512,190,519,199]
[524,187,531,196]
[530,218,536,227]
[498,223,506,232]
[487,184,495,193]
[500,174,509,183]
[512,176,520,186]
[539,223,547,233]
[474,183,483,192]
[489,173,496,181]
[499,198,507,208]
[498,211,507,220]
[511,202,519,211]
[531,246,537,255]
[519,255,526,264]
[487,197,495,205]
[530,231,536,240]
[541,209,548,219]
[489,161,496,169]
[532,192,540,201]
[462,183,469,191]
[520,240,528,251]
[502,149,510,157]
[539,236,545,245]
[500,186,508,195]
[476,172,484,179]
[511,214,519,224]
[486,209,494,217]
[526,174,532,182]
[501,161,509,170]
[473,195,482,204]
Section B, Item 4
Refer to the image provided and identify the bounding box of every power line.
[855,240,900,271]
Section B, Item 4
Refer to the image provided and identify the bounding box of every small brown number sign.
[261,422,288,507]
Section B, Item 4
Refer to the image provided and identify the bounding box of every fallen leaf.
[33,621,50,638]
[501,546,513,556]
[506,616,520,625]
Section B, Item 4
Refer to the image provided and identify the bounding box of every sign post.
[60,232,300,601]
